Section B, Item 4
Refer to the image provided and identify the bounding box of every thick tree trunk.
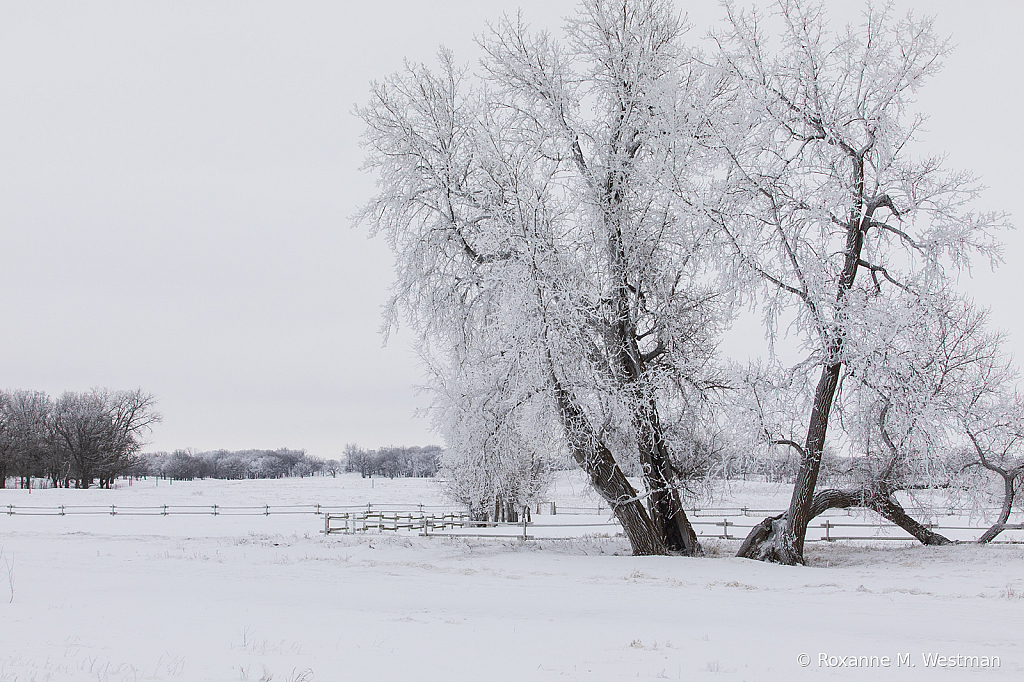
[737,155,878,565]
[636,399,701,555]
[787,363,842,553]
[735,513,796,563]
[597,117,701,556]
[548,366,666,556]
[609,281,701,555]
[737,362,843,564]
[740,483,956,562]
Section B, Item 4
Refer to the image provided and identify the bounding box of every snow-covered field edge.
[1,474,1021,681]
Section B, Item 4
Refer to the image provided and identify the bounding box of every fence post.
[213,504,218,516]
[722,518,730,539]
[522,507,528,540]
[824,519,831,542]
[111,504,116,516]
[324,513,330,535]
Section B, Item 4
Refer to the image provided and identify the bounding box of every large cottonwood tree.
[357,0,723,555]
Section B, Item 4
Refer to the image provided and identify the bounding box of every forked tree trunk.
[599,108,702,556]
[607,263,701,555]
[548,365,666,556]
[636,399,701,555]
[739,483,957,562]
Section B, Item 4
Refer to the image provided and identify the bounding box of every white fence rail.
[322,507,1024,543]
[5,501,1021,544]
[1,502,460,517]
[323,510,470,535]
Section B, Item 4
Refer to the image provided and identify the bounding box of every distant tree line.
[140,448,324,481]
[343,443,441,478]
[0,388,160,489]
[140,445,443,481]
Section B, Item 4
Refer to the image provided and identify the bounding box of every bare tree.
[964,415,1024,544]
[942,312,1024,544]
[0,392,12,488]
[50,389,160,488]
[323,459,342,478]
[3,390,52,489]
[710,1,1007,564]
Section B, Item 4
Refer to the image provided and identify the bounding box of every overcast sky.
[1,1,1021,459]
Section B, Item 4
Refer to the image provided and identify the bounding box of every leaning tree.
[709,0,1007,563]
[942,308,1024,544]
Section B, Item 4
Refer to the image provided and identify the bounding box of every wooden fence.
[1,502,459,517]
[4,501,1021,544]
[325,506,1024,543]
[323,510,469,535]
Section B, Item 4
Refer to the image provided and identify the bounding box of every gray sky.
[1,1,1021,459]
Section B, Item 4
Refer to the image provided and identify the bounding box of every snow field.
[1,474,1022,681]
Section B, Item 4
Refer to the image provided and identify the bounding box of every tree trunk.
[610,288,701,555]
[548,365,666,556]
[808,488,952,546]
[874,496,952,545]
[598,115,701,556]
[737,362,842,564]
[735,513,794,563]
[737,153,879,565]
[637,399,701,555]
[977,474,1017,544]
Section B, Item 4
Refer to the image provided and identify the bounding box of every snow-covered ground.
[1,474,1022,681]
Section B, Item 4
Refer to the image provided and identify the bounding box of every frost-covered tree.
[0,392,13,488]
[710,1,1008,564]
[434,357,557,522]
[936,309,1024,544]
[357,0,726,555]
[962,397,1024,544]
[762,295,992,546]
